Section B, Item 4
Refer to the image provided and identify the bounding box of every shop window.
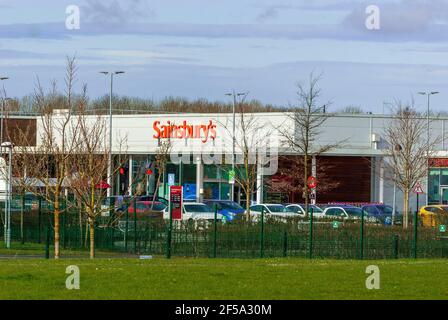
[220,183,230,200]
[182,164,196,183]
[441,169,448,185]
[204,182,219,200]
[204,165,218,180]
[429,169,441,203]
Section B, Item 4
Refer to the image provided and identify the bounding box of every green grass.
[0,257,447,299]
[0,242,129,258]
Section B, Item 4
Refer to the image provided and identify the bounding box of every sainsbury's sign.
[153,120,217,143]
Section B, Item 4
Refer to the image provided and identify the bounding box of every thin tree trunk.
[403,189,409,229]
[54,208,60,259]
[246,184,251,221]
[78,204,83,247]
[89,220,95,259]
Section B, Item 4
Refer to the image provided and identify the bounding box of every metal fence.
[1,195,448,259]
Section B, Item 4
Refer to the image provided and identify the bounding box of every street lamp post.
[225,90,248,202]
[100,71,125,198]
[1,142,13,249]
[418,91,439,205]
[1,97,12,149]
[0,77,9,149]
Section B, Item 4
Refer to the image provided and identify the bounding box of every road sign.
[169,185,183,221]
[440,225,447,233]
[412,181,425,194]
[307,176,318,189]
[332,221,339,229]
[229,170,236,184]
[168,173,175,186]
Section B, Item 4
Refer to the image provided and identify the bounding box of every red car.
[126,201,167,219]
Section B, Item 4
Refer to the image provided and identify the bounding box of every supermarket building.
[4,112,448,211]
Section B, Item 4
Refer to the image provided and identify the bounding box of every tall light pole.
[418,91,439,205]
[100,71,125,198]
[225,91,248,202]
[0,77,9,150]
[1,97,12,149]
[1,141,13,249]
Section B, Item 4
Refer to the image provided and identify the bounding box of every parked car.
[285,204,324,217]
[249,204,293,221]
[419,205,448,227]
[323,206,363,220]
[163,202,224,222]
[136,195,168,206]
[203,200,245,221]
[126,201,167,219]
[103,195,169,213]
[361,204,402,225]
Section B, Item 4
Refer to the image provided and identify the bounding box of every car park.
[126,201,167,219]
[323,206,363,220]
[285,204,325,217]
[163,202,224,222]
[249,204,294,220]
[361,204,402,225]
[203,200,245,222]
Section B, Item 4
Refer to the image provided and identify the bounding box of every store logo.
[153,120,217,143]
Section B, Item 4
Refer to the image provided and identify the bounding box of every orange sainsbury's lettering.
[152,120,217,143]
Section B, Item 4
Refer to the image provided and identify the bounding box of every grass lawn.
[0,242,129,258]
[0,257,447,299]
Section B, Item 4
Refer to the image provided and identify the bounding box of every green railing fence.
[1,195,448,259]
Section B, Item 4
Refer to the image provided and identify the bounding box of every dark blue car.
[361,204,402,225]
[203,200,245,221]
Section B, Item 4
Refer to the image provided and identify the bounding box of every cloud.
[0,49,51,59]
[81,0,156,26]
[3,0,448,43]
[343,0,448,34]
[256,7,281,23]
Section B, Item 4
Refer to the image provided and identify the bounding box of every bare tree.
[151,140,172,207]
[382,102,442,228]
[66,87,130,258]
[11,56,80,258]
[220,101,270,219]
[278,74,343,216]
[266,155,340,203]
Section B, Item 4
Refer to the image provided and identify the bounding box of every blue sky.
[1,0,448,112]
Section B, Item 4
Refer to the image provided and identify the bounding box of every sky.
[1,0,448,112]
